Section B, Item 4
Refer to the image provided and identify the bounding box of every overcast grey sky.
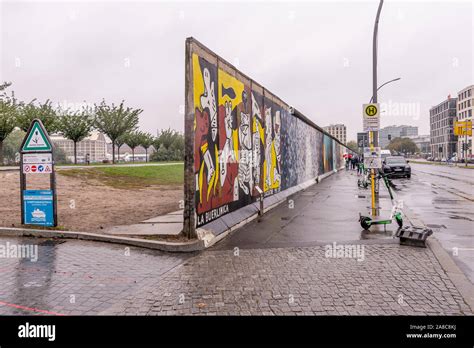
[1,0,472,141]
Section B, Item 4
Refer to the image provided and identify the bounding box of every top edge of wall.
[186,37,355,153]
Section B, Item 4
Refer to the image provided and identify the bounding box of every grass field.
[59,163,184,188]
[55,161,182,167]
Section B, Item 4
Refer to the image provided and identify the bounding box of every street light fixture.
[369,77,401,103]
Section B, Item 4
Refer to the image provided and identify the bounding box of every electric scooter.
[357,164,370,189]
[359,170,403,230]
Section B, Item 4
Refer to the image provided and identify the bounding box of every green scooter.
[359,171,403,230]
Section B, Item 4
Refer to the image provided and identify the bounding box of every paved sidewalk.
[102,243,471,315]
[0,169,472,315]
[103,210,183,236]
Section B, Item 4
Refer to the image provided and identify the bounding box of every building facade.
[106,143,156,162]
[429,97,458,160]
[457,85,473,160]
[323,124,346,144]
[51,131,108,163]
[379,125,418,148]
[407,135,431,155]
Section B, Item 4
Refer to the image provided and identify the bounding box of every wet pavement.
[212,169,399,250]
[0,167,472,315]
[394,163,474,283]
[0,237,192,315]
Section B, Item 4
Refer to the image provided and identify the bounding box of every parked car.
[382,156,411,178]
[380,149,392,162]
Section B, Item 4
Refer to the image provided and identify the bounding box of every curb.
[409,160,474,169]
[0,227,205,253]
[401,202,474,314]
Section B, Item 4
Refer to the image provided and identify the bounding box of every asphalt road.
[394,163,474,283]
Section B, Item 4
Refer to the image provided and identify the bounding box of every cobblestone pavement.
[102,243,472,315]
[0,237,192,315]
[1,168,472,316]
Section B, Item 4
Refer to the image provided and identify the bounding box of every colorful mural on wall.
[189,42,353,228]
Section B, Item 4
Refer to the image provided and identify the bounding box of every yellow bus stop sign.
[454,120,473,136]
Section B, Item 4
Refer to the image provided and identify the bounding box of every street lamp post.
[372,0,384,105]
[370,0,384,217]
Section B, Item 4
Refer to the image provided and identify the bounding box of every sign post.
[20,119,57,227]
[363,147,382,169]
[454,120,472,167]
[363,103,380,217]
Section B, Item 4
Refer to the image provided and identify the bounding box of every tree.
[169,133,184,160]
[386,137,419,155]
[346,140,358,153]
[57,107,95,164]
[0,82,12,92]
[151,129,184,162]
[123,131,143,163]
[53,144,68,164]
[94,100,141,164]
[115,133,128,163]
[0,88,21,165]
[17,99,59,133]
[2,129,25,165]
[138,132,154,162]
[154,128,179,150]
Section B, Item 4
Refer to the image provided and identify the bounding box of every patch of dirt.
[0,171,183,232]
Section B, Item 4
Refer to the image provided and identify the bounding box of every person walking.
[357,157,363,175]
[350,155,357,170]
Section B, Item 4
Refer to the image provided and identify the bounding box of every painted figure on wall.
[193,54,219,214]
[191,49,350,227]
[263,100,281,194]
[194,54,257,225]
[251,92,264,196]
[238,90,252,195]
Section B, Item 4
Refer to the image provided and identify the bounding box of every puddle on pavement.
[426,224,447,229]
[360,228,397,240]
[432,198,463,204]
[449,215,473,221]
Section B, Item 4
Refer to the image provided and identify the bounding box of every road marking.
[0,300,65,316]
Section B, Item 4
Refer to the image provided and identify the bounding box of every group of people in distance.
[344,153,363,175]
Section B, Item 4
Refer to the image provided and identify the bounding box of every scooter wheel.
[360,217,371,230]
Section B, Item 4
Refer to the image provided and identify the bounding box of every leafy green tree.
[53,144,68,164]
[346,140,358,153]
[0,82,12,92]
[387,137,419,155]
[2,129,25,165]
[57,107,95,164]
[151,144,171,161]
[169,133,184,160]
[123,131,142,163]
[0,89,21,165]
[17,99,59,133]
[139,132,154,162]
[94,100,141,164]
[154,128,179,150]
[151,129,184,162]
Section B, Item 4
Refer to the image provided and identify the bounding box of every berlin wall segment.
[184,38,351,238]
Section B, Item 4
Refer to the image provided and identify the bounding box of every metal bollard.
[255,186,264,219]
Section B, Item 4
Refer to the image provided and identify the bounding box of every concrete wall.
[184,38,350,237]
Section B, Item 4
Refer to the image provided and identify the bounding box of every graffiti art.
[190,47,351,227]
